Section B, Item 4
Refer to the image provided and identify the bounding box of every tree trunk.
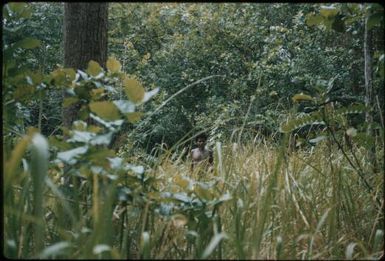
[64,3,108,69]
[364,15,377,172]
[63,3,108,129]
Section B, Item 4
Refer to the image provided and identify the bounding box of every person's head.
[195,133,208,149]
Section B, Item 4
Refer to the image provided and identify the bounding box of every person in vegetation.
[190,132,213,174]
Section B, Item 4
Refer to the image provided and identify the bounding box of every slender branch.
[323,115,382,209]
[375,95,384,129]
[128,74,226,138]
[150,74,226,117]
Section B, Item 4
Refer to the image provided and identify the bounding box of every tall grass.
[4,131,384,259]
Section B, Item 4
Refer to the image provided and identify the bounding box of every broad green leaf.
[7,3,28,16]
[87,125,103,133]
[3,5,10,19]
[113,100,136,113]
[174,175,190,189]
[78,105,90,120]
[108,157,123,169]
[142,88,159,103]
[48,136,72,150]
[28,71,44,85]
[126,112,143,123]
[62,68,76,82]
[332,15,346,32]
[18,6,32,18]
[68,130,95,143]
[194,183,212,201]
[39,242,71,259]
[57,146,89,165]
[367,13,384,30]
[90,132,113,146]
[91,88,105,100]
[306,14,323,26]
[123,77,145,103]
[292,93,313,102]
[322,17,334,30]
[106,57,122,73]
[320,6,338,18]
[89,113,124,131]
[14,38,41,49]
[89,101,121,121]
[63,97,79,108]
[87,60,103,77]
[87,148,115,165]
[51,69,66,85]
[14,85,36,101]
[77,69,89,81]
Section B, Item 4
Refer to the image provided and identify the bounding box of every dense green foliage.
[3,2,384,259]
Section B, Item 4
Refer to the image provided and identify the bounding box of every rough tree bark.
[363,14,377,172]
[59,4,108,228]
[63,3,108,129]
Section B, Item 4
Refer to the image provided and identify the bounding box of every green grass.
[4,134,384,259]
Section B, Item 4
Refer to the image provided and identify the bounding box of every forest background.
[3,2,384,259]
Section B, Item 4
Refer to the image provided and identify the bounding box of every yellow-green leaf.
[63,97,79,108]
[14,38,41,49]
[106,57,122,73]
[306,14,324,27]
[51,69,66,85]
[87,125,103,134]
[194,184,212,201]
[174,175,189,189]
[25,71,44,85]
[91,88,105,100]
[88,148,115,165]
[8,3,28,14]
[123,77,145,103]
[62,68,76,82]
[320,6,338,18]
[126,112,143,123]
[367,12,384,30]
[89,101,121,120]
[87,60,102,77]
[292,93,313,103]
[14,85,36,100]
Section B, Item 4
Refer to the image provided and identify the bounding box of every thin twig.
[129,74,226,139]
[375,95,384,129]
